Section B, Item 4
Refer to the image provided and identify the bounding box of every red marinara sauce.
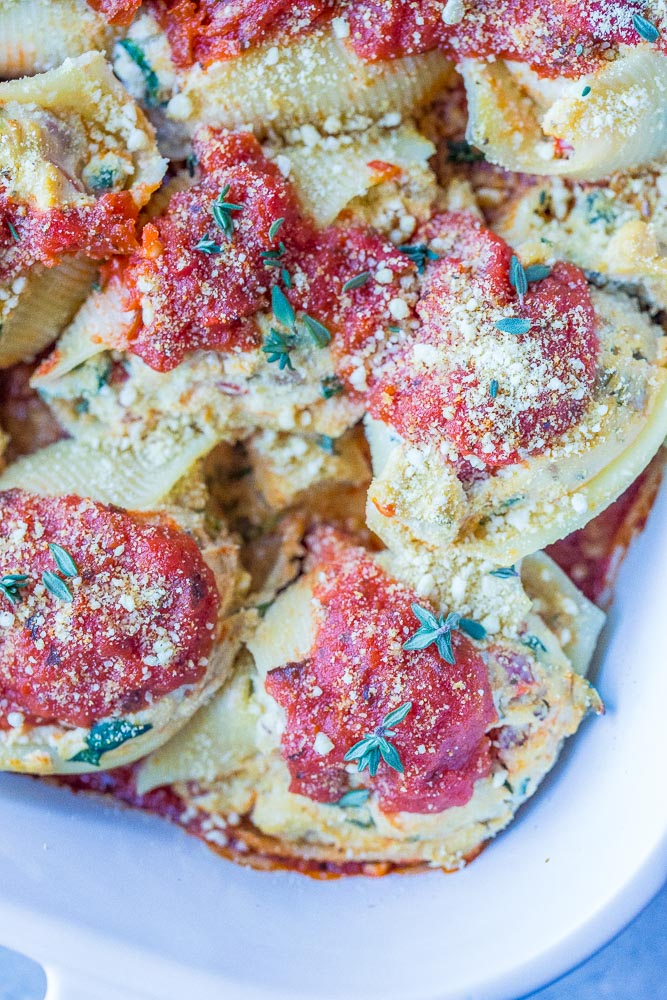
[86,0,142,24]
[368,212,598,467]
[265,528,497,814]
[123,129,412,374]
[1,190,138,286]
[146,0,332,68]
[0,490,219,730]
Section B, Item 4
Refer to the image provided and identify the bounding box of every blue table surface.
[0,880,665,999]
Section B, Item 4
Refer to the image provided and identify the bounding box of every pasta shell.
[0,429,218,509]
[0,0,117,77]
[365,290,667,566]
[278,124,436,228]
[0,257,97,368]
[462,45,667,181]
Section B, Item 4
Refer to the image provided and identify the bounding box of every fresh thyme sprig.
[263,285,331,370]
[261,241,287,267]
[194,237,222,255]
[261,329,295,370]
[398,243,440,274]
[343,701,412,776]
[403,604,487,665]
[0,574,29,606]
[211,184,244,240]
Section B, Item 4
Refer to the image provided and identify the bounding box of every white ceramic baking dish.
[1,486,666,1000]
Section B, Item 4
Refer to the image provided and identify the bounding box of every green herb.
[342,271,371,292]
[320,374,344,399]
[344,702,411,777]
[194,237,222,254]
[316,434,336,455]
[7,220,19,243]
[261,241,286,266]
[89,167,116,191]
[524,264,551,283]
[585,190,616,226]
[118,39,160,105]
[403,604,486,665]
[509,255,528,299]
[262,329,295,370]
[271,284,296,330]
[495,317,532,335]
[398,243,439,274]
[302,314,331,347]
[489,379,499,399]
[268,217,285,241]
[69,719,153,767]
[0,574,29,606]
[255,601,273,618]
[91,281,102,293]
[48,544,78,579]
[489,566,518,579]
[186,154,198,177]
[336,788,371,808]
[387,324,401,333]
[521,634,547,654]
[42,571,73,603]
[211,184,244,240]
[575,42,584,55]
[632,13,660,43]
[447,139,485,164]
[581,85,591,97]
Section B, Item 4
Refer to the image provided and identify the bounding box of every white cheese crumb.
[314,732,335,755]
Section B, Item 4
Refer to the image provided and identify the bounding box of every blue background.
[0,881,665,998]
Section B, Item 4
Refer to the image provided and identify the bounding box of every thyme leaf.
[42,571,73,603]
[48,543,78,579]
[495,317,532,335]
[403,604,487,665]
[343,702,411,776]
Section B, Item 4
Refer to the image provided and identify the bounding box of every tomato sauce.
[86,0,142,24]
[1,190,138,288]
[123,129,412,374]
[368,212,597,467]
[0,490,219,729]
[265,528,496,814]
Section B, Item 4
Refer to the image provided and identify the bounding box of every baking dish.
[0,484,665,1000]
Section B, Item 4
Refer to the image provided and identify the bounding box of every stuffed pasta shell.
[495,166,667,312]
[33,123,439,449]
[111,5,454,142]
[0,52,166,367]
[0,438,246,775]
[135,527,602,872]
[365,211,667,565]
